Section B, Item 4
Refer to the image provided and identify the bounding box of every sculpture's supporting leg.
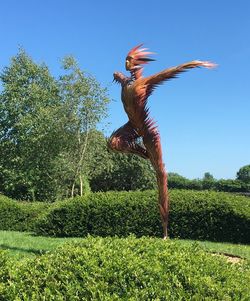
[156,167,169,239]
[143,131,169,239]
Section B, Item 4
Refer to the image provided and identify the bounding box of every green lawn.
[180,239,250,260]
[0,231,82,259]
[1,230,250,260]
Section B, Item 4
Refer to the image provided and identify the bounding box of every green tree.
[84,130,113,180]
[168,173,189,189]
[58,56,109,197]
[236,165,250,183]
[0,50,65,200]
[109,153,157,191]
[202,172,215,190]
[215,179,243,192]
[89,138,157,192]
[203,172,214,181]
[0,51,110,201]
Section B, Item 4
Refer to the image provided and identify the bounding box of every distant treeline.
[168,172,250,194]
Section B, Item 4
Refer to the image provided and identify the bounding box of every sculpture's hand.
[194,60,217,69]
[113,72,127,85]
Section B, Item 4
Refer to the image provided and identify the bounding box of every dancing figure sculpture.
[108,44,215,238]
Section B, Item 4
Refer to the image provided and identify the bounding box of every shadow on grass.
[0,244,47,255]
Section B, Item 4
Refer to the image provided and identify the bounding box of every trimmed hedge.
[0,194,49,232]
[0,236,249,300]
[36,191,161,238]
[35,190,250,243]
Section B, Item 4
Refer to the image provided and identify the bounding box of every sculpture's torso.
[121,79,147,135]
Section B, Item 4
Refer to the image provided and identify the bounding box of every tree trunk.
[71,129,89,198]
[80,174,83,196]
[71,182,75,198]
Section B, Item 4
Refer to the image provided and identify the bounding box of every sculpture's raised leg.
[108,122,149,159]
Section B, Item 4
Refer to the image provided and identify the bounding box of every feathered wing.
[143,60,216,98]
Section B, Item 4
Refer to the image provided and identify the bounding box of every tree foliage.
[0,50,63,200]
[168,172,250,193]
[90,151,157,192]
[236,164,250,183]
[57,56,109,198]
[0,50,109,201]
[85,131,157,192]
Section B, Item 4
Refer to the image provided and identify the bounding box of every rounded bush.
[35,190,250,243]
[0,195,26,231]
[0,195,49,231]
[0,237,249,300]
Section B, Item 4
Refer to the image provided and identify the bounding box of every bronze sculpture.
[108,44,216,238]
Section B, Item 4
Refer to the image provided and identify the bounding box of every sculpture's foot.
[163,223,168,240]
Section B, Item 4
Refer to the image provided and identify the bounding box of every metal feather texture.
[109,45,216,239]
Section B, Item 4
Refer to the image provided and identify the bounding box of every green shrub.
[215,179,248,192]
[36,191,161,238]
[0,236,249,300]
[0,250,10,297]
[0,195,23,231]
[0,195,49,231]
[170,190,250,243]
[35,190,250,243]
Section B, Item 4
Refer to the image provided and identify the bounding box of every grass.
[0,230,82,259]
[1,230,250,260]
[180,239,250,260]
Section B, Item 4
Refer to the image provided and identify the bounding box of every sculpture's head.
[125,44,155,71]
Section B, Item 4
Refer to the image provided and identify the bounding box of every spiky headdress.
[126,44,155,70]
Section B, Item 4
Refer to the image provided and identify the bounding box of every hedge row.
[1,190,249,243]
[35,190,250,243]
[1,236,249,300]
[0,194,49,232]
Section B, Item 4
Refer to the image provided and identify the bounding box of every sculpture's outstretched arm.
[143,60,216,88]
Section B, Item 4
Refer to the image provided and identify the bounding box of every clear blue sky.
[1,1,249,179]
